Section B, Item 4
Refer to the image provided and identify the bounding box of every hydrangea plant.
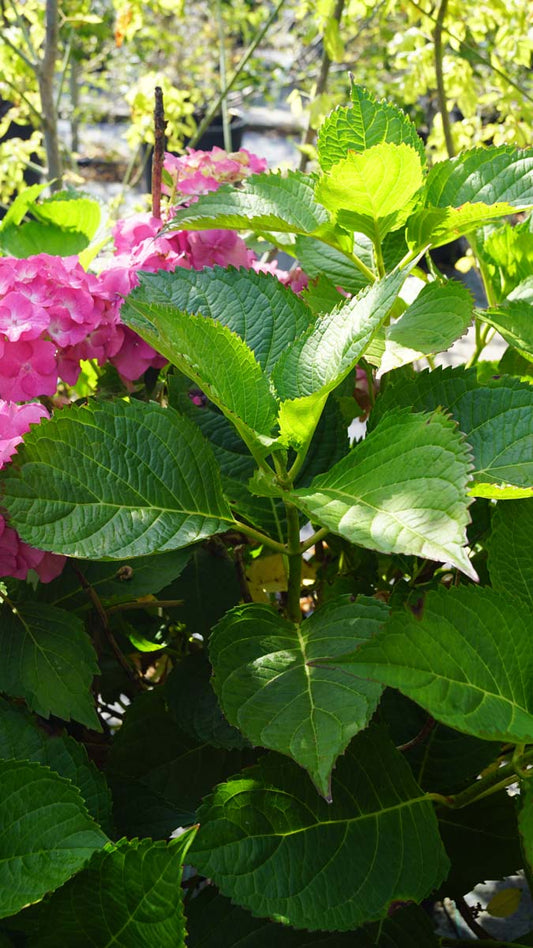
[1,86,533,945]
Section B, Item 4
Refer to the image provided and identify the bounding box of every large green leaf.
[317,84,426,172]
[0,600,99,728]
[481,298,533,360]
[187,889,439,947]
[292,409,476,579]
[1,399,234,559]
[0,760,108,919]
[166,170,328,236]
[367,280,473,372]
[118,304,278,449]
[426,145,533,209]
[324,585,533,743]
[209,596,387,798]
[106,689,253,838]
[293,234,372,294]
[439,792,522,899]
[190,726,449,931]
[122,267,313,374]
[0,698,111,830]
[272,270,404,401]
[371,366,533,496]
[487,500,533,610]
[28,833,196,947]
[0,193,101,258]
[315,143,424,241]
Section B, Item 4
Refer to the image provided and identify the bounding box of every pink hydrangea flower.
[0,400,48,468]
[0,338,58,401]
[113,214,163,254]
[110,326,167,381]
[163,146,267,200]
[0,514,65,582]
[187,230,256,270]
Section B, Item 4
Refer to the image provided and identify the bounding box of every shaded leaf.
[106,689,253,838]
[488,500,533,612]
[190,725,449,931]
[481,298,533,360]
[294,234,371,294]
[1,399,234,559]
[324,586,533,744]
[317,85,426,172]
[157,545,241,640]
[0,760,107,919]
[0,600,99,728]
[166,652,248,750]
[29,834,196,947]
[210,596,387,797]
[292,409,476,579]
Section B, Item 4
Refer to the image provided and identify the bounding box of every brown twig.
[71,564,146,693]
[152,86,166,219]
[456,896,496,940]
[106,599,184,614]
[396,715,435,753]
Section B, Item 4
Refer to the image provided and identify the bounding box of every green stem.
[300,526,329,554]
[233,520,287,554]
[188,0,287,150]
[285,502,303,623]
[373,234,386,278]
[215,0,232,152]
[434,0,455,158]
[429,747,533,809]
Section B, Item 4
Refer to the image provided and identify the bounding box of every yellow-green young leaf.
[0,193,101,258]
[370,366,533,496]
[165,170,328,236]
[292,409,476,579]
[486,888,522,918]
[0,760,108,919]
[323,586,533,744]
[209,596,388,799]
[1,399,234,559]
[28,833,197,947]
[317,84,426,173]
[117,301,279,450]
[189,726,449,932]
[121,266,313,374]
[487,500,533,611]
[0,601,99,729]
[315,143,425,242]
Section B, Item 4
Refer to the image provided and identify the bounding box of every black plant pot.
[144,111,246,194]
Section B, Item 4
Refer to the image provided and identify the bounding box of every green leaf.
[371,366,533,496]
[106,689,253,838]
[210,595,387,798]
[487,500,533,610]
[315,143,425,241]
[119,303,278,449]
[406,201,519,253]
[122,267,313,374]
[166,653,248,750]
[0,193,101,258]
[292,409,476,579]
[317,85,426,173]
[0,600,99,729]
[1,399,234,559]
[166,170,328,236]
[0,698,111,831]
[325,585,533,743]
[369,279,473,373]
[439,792,522,899]
[0,760,107,919]
[190,725,449,931]
[273,270,404,401]
[427,146,533,210]
[28,834,196,947]
[293,234,372,294]
[481,299,533,360]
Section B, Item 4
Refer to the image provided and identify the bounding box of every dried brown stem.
[152,86,167,219]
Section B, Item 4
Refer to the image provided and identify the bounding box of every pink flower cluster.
[0,145,308,585]
[0,400,65,582]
